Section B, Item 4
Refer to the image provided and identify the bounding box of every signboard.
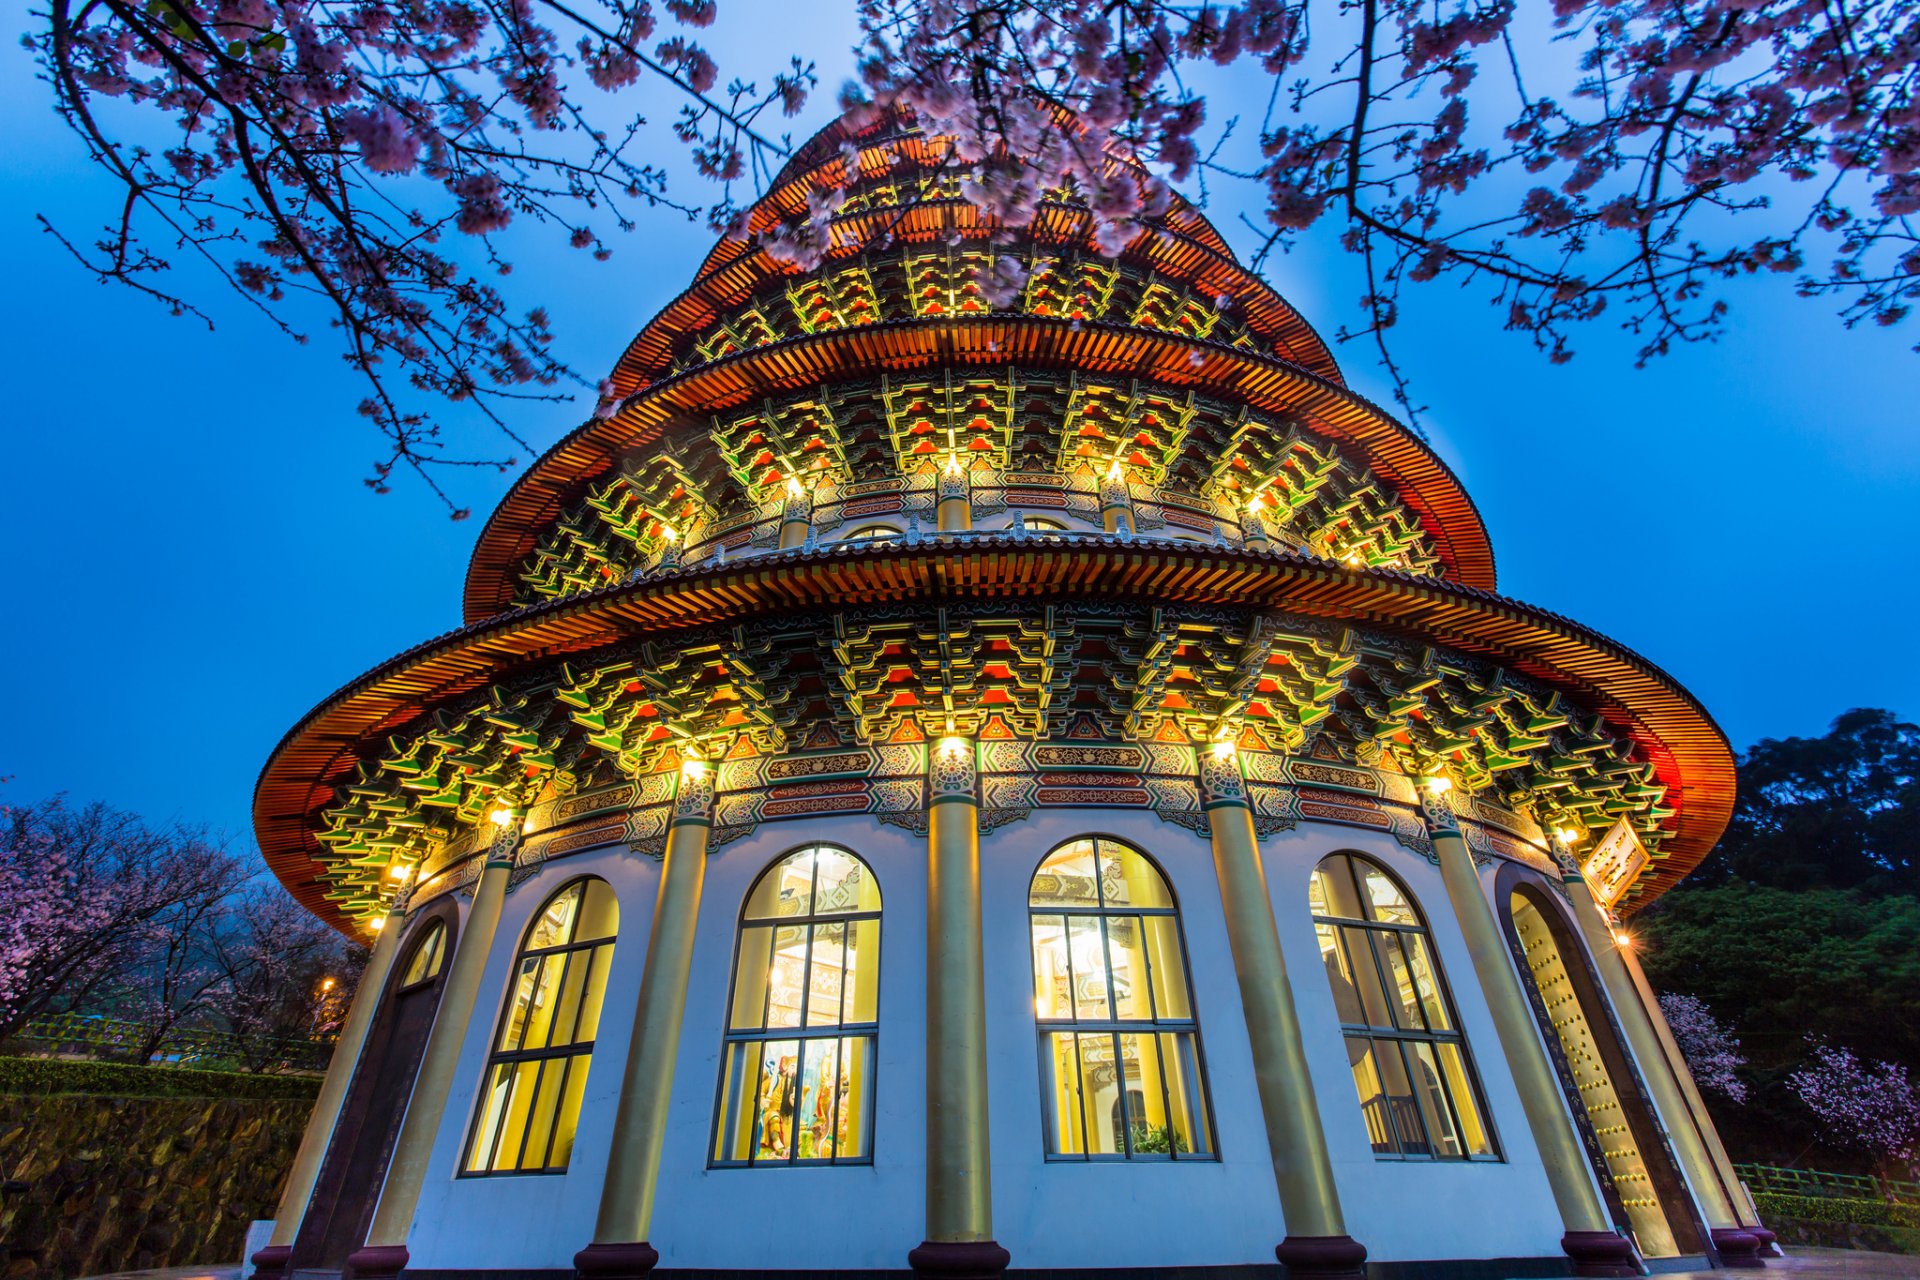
[1582,818,1650,910]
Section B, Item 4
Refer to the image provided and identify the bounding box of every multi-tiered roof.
[257,108,1732,934]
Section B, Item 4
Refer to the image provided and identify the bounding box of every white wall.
[1262,821,1585,1262]
[404,843,661,1272]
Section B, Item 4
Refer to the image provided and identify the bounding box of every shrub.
[0,1055,321,1101]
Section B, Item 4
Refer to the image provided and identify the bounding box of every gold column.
[1099,466,1135,535]
[251,901,408,1280]
[1198,745,1366,1280]
[1418,785,1638,1277]
[908,737,1009,1280]
[777,480,812,549]
[937,458,972,532]
[576,761,716,1280]
[347,824,519,1280]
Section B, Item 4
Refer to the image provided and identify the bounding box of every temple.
[250,108,1769,1280]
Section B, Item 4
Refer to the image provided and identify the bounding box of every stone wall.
[0,1060,318,1280]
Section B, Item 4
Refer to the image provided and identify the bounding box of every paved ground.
[78,1247,1920,1279]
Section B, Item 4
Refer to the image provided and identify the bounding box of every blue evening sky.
[2,4,1914,846]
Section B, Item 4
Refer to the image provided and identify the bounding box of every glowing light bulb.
[387,861,411,881]
[1423,773,1453,795]
[1107,460,1123,481]
[938,736,968,761]
[1556,825,1582,845]
[946,454,962,475]
[661,524,679,542]
[1613,931,1633,948]
[320,977,335,991]
[489,807,515,827]
[682,757,709,780]
[785,476,803,498]
[1211,739,1237,761]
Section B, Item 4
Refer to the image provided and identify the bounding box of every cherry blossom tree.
[1787,1041,1920,1175]
[30,0,1919,506]
[1657,990,1748,1103]
[212,879,365,1071]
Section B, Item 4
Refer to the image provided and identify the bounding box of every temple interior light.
[938,735,969,761]
[489,807,516,827]
[1556,825,1583,845]
[1423,773,1454,795]
[387,861,411,880]
[946,454,962,475]
[682,757,709,780]
[1211,739,1237,760]
[785,476,803,498]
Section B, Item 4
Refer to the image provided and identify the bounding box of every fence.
[1737,1163,1920,1210]
[11,1013,333,1075]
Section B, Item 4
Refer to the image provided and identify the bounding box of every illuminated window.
[399,919,446,988]
[1030,837,1215,1160]
[1309,853,1497,1160]
[836,524,902,542]
[1013,514,1068,532]
[463,878,618,1175]
[712,845,881,1166]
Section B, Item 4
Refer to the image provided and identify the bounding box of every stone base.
[1560,1230,1641,1278]
[249,1245,293,1280]
[1747,1227,1782,1258]
[347,1243,411,1280]
[573,1240,661,1280]
[907,1239,1011,1280]
[1275,1234,1369,1280]
[1711,1228,1766,1269]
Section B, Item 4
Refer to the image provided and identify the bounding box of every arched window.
[1309,853,1496,1160]
[836,523,902,543]
[712,845,881,1166]
[1011,514,1068,532]
[398,918,446,989]
[463,877,618,1175]
[1029,837,1214,1160]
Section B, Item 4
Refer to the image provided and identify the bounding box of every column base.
[1711,1228,1767,1269]
[574,1241,661,1280]
[1747,1227,1782,1257]
[1560,1230,1641,1278]
[908,1239,1011,1280]
[1275,1234,1368,1280]
[346,1243,410,1280]
[249,1245,292,1280]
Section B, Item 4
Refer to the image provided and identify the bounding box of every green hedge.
[1752,1191,1920,1230]
[0,1055,323,1101]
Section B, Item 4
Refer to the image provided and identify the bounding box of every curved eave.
[266,538,1731,934]
[465,317,1495,622]
[611,205,1345,394]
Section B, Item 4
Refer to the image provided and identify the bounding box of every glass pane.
[746,850,814,920]
[466,1063,515,1172]
[1400,933,1453,1032]
[1316,923,1367,1026]
[1031,839,1099,907]
[807,922,847,1027]
[1077,1032,1123,1155]
[813,847,881,914]
[402,922,444,985]
[714,1041,762,1162]
[844,917,880,1024]
[574,879,620,942]
[1041,1031,1086,1155]
[765,925,809,1028]
[548,950,590,1047]
[519,954,568,1050]
[1312,855,1366,920]
[498,956,542,1051]
[751,1041,801,1161]
[549,1053,592,1168]
[1159,1032,1211,1156]
[1372,1039,1429,1157]
[489,1060,543,1171]
[1340,926,1398,1031]
[520,1058,568,1169]
[731,926,775,1030]
[1359,863,1417,926]
[836,1035,874,1159]
[797,1038,842,1160]
[1435,1042,1495,1156]
[574,942,613,1044]
[1105,916,1152,1021]
[528,884,582,950]
[1100,842,1171,909]
[1404,1040,1464,1158]
[1345,1036,1399,1155]
[1116,1032,1171,1156]
[1374,932,1428,1032]
[1143,916,1191,1020]
[1067,916,1110,1021]
[1031,913,1072,1021]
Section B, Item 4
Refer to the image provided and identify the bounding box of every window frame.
[1309,851,1502,1163]
[708,843,883,1170]
[458,875,618,1179]
[1028,834,1219,1163]
[395,917,447,993]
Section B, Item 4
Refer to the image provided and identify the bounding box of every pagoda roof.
[462,319,1496,623]
[265,534,1730,935]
